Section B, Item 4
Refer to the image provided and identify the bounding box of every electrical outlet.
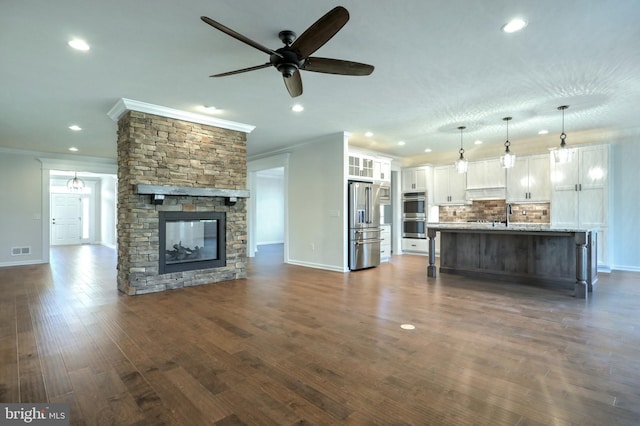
[522,210,526,215]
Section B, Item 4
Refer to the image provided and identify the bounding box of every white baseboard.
[286,259,347,273]
[257,241,284,246]
[611,265,640,272]
[0,258,46,268]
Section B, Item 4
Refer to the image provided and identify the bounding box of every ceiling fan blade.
[291,6,349,59]
[210,63,272,77]
[283,72,303,97]
[302,57,374,76]
[201,16,282,58]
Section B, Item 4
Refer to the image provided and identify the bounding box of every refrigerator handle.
[365,186,370,223]
[350,183,357,225]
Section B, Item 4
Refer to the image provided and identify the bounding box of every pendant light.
[554,105,571,163]
[500,116,516,169]
[455,126,468,173]
[67,172,85,191]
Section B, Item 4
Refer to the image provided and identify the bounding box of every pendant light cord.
[503,117,512,152]
[558,105,569,147]
[458,126,466,155]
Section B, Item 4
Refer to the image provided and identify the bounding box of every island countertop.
[427,222,597,233]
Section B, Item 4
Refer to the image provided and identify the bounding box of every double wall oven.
[402,191,427,238]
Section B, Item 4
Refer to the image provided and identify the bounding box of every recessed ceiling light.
[424,148,432,153]
[201,105,220,114]
[474,140,483,145]
[365,131,373,137]
[68,125,82,131]
[68,39,90,51]
[68,147,79,152]
[400,324,416,330]
[501,18,527,33]
[538,129,549,135]
[398,141,406,146]
[291,104,304,112]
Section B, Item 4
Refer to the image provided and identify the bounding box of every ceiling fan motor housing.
[271,47,304,78]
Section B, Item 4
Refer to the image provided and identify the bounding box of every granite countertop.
[427,222,596,233]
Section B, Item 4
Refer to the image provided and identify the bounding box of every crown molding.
[38,156,117,174]
[107,98,256,134]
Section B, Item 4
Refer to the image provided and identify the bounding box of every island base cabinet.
[435,230,597,297]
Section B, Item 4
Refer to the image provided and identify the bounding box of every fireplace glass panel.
[158,211,226,274]
[165,219,217,265]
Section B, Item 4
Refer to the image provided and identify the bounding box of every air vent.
[11,246,31,256]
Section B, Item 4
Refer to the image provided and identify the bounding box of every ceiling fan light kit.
[201,6,374,97]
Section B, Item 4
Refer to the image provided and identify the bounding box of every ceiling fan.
[201,6,374,97]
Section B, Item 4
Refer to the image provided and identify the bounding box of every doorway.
[49,172,96,246]
[254,167,285,258]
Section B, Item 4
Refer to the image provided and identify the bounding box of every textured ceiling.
[2,1,639,166]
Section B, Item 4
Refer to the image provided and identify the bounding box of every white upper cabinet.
[349,152,391,182]
[348,154,373,179]
[466,159,506,189]
[402,167,428,192]
[434,165,467,205]
[506,154,550,203]
[550,144,608,228]
[374,159,392,182]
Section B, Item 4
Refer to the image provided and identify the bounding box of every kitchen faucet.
[505,203,513,227]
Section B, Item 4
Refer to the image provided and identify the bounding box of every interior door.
[51,194,82,245]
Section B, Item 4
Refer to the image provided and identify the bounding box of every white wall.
[287,133,347,271]
[611,138,640,271]
[255,172,284,245]
[0,152,44,266]
[101,175,117,248]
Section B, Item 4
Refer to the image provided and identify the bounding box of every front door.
[51,194,82,245]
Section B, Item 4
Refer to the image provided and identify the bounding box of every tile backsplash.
[439,200,550,223]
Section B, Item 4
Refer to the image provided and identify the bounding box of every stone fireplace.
[109,99,254,295]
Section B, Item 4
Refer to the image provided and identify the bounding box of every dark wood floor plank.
[0,296,19,403]
[16,298,48,403]
[30,304,74,399]
[49,391,87,426]
[68,367,119,425]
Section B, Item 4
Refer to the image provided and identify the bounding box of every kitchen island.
[426,223,598,299]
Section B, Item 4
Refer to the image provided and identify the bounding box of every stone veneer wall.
[117,110,247,295]
[439,200,550,223]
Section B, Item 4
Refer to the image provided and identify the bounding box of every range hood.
[465,187,506,200]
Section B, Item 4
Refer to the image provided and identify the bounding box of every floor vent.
[11,246,31,256]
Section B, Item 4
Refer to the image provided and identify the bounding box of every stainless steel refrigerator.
[348,181,381,270]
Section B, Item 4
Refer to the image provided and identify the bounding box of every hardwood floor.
[1,244,640,425]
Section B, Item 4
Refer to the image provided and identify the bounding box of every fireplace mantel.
[136,184,250,205]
